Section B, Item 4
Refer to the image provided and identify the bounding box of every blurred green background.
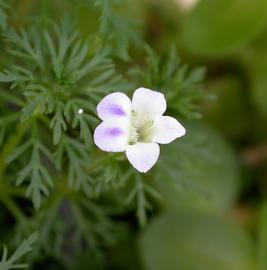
[1,0,267,269]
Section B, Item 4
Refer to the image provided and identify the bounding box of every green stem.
[0,113,21,125]
[5,186,27,197]
[0,121,30,178]
[136,174,147,227]
[31,118,38,139]
[87,153,120,173]
[0,91,25,107]
[38,114,50,128]
[0,195,26,222]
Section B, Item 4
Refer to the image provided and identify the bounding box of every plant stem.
[136,174,147,227]
[0,195,26,222]
[0,121,30,178]
[87,153,121,173]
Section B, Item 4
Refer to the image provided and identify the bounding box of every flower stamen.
[129,111,155,144]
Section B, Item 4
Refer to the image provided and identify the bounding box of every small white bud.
[78,108,83,114]
[176,0,199,11]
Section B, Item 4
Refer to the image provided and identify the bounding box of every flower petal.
[132,87,167,117]
[94,120,129,152]
[126,142,160,173]
[153,116,186,144]
[97,92,132,121]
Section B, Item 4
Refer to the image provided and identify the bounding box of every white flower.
[93,87,186,173]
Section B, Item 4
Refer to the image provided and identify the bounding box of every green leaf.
[50,105,67,145]
[0,3,8,31]
[203,76,249,139]
[6,140,32,163]
[11,140,53,210]
[181,0,267,56]
[55,136,92,194]
[95,0,141,60]
[1,20,129,146]
[140,211,256,270]
[153,121,240,212]
[0,232,38,270]
[21,98,41,121]
[124,172,160,227]
[0,70,30,84]
[5,29,45,69]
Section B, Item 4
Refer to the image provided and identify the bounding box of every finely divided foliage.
[0,18,129,209]
[130,46,206,119]
[0,0,206,267]
[0,233,38,270]
[95,0,141,59]
[1,19,127,144]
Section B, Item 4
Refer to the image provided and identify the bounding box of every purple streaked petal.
[97,92,132,121]
[94,121,128,152]
[109,105,127,116]
[107,127,124,136]
[126,142,160,173]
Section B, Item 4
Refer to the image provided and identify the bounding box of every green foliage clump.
[95,0,141,60]
[130,46,206,118]
[0,1,208,267]
[1,0,266,269]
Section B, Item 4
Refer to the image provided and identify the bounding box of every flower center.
[128,111,155,145]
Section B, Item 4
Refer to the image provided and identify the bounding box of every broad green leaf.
[139,211,256,270]
[153,121,240,212]
[181,0,267,56]
[203,76,249,139]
